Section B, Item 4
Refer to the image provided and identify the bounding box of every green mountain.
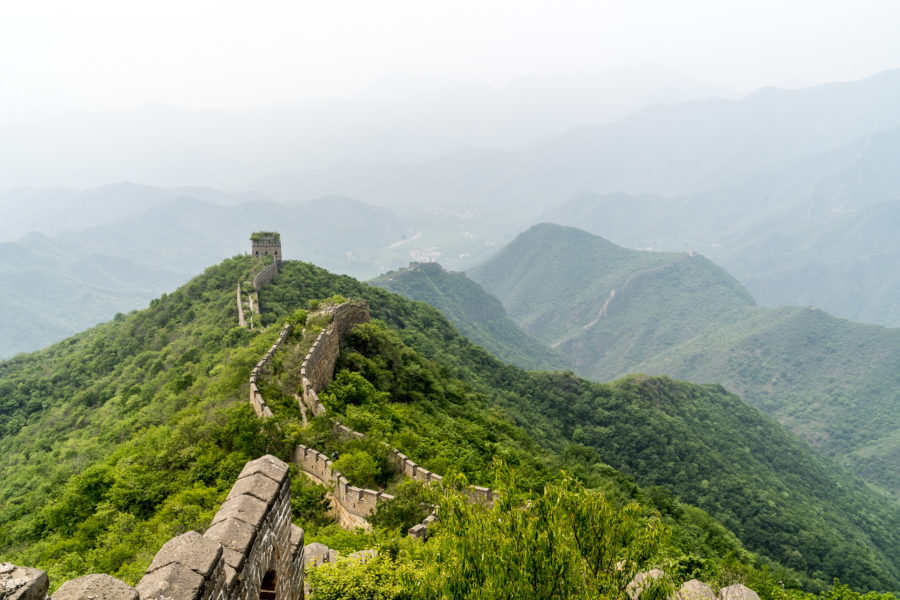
[0,188,412,358]
[369,262,569,370]
[538,127,900,328]
[469,223,900,497]
[3,255,900,595]
[261,262,900,591]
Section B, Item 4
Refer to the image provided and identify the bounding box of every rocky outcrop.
[0,564,48,600]
[676,579,716,600]
[54,574,138,600]
[718,584,761,600]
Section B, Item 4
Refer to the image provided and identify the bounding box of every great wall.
[1,233,761,600]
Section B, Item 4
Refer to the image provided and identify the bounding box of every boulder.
[676,579,716,600]
[718,584,761,600]
[54,574,138,600]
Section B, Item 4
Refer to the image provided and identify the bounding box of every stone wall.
[293,445,393,530]
[288,300,495,538]
[252,260,280,292]
[236,284,246,328]
[40,455,306,600]
[249,324,293,418]
[298,302,370,418]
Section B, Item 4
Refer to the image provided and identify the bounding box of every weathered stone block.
[205,517,257,556]
[290,525,305,553]
[147,531,223,579]
[218,547,245,573]
[211,494,268,530]
[1,564,48,600]
[226,473,281,506]
[136,563,205,600]
[54,574,138,600]
[238,455,288,485]
[627,569,667,600]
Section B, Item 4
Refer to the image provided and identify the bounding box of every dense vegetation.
[263,260,900,593]
[0,255,297,585]
[1,255,899,598]
[370,262,569,370]
[467,223,900,496]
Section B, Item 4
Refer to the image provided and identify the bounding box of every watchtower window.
[260,570,277,600]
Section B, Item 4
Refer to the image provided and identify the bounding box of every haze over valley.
[4,2,900,598]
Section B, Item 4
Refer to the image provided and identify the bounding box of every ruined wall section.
[249,324,293,418]
[252,260,280,292]
[298,302,370,418]
[236,283,247,328]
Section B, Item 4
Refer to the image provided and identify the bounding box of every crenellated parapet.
[11,456,305,600]
[298,302,370,418]
[293,445,394,530]
[249,323,294,418]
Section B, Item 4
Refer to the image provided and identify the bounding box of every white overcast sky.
[1,0,899,111]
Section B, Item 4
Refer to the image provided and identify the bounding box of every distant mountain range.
[256,69,900,327]
[0,185,414,357]
[460,224,900,496]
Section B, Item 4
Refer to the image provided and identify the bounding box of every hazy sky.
[2,0,899,112]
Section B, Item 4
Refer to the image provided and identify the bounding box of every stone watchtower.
[251,231,281,260]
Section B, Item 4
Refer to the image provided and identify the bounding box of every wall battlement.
[249,323,293,418]
[298,302,370,418]
[14,456,305,600]
[288,300,494,537]
[293,445,394,530]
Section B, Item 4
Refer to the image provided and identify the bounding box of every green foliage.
[368,480,432,534]
[0,256,302,588]
[307,555,410,600]
[371,262,570,371]
[289,465,332,527]
[333,450,384,490]
[319,370,389,412]
[2,254,897,599]
[261,260,900,593]
[414,463,671,600]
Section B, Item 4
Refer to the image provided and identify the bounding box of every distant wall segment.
[249,324,293,418]
[298,302,370,418]
[253,260,280,292]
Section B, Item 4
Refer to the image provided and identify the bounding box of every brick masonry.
[16,456,306,600]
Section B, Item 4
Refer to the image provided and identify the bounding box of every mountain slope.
[467,223,755,353]
[0,190,413,358]
[538,126,900,327]
[369,262,569,370]
[4,256,900,592]
[471,223,900,496]
[263,261,900,592]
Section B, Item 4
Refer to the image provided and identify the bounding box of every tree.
[412,461,671,599]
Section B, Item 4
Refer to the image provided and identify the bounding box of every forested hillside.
[2,256,900,596]
[370,262,569,370]
[469,223,900,496]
